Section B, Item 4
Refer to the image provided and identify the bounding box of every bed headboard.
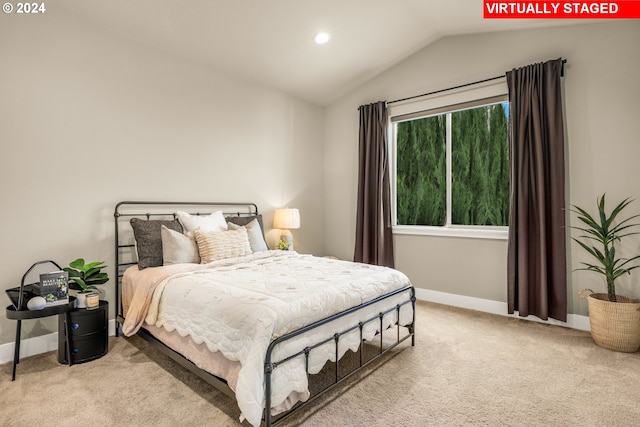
[113,201,259,328]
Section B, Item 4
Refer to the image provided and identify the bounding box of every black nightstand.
[58,300,108,364]
[6,297,75,380]
[5,259,76,381]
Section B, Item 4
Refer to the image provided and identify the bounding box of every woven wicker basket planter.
[580,290,640,353]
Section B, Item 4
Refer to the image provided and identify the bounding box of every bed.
[114,201,415,426]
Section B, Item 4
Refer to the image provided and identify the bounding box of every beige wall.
[0,8,324,344]
[324,21,640,317]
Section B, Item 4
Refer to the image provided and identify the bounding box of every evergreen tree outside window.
[393,95,509,232]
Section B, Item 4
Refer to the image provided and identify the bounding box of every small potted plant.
[572,194,640,352]
[277,239,290,250]
[63,258,109,309]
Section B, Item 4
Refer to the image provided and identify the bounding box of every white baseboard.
[0,319,117,365]
[415,288,591,331]
[1,294,590,365]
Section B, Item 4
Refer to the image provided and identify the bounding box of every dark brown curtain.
[354,101,394,268]
[506,58,567,322]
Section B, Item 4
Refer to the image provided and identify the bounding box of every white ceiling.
[60,0,584,106]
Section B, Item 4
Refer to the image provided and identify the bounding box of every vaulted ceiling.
[60,0,586,105]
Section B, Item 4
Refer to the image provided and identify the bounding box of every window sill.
[392,225,508,240]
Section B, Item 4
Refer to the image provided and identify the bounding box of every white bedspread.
[122,251,413,427]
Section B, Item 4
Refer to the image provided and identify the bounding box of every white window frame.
[388,80,509,240]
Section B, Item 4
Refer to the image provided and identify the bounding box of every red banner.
[484,1,640,18]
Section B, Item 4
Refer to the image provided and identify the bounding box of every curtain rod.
[386,58,567,106]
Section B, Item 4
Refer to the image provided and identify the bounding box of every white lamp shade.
[273,208,300,230]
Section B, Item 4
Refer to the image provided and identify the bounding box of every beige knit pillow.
[194,227,252,263]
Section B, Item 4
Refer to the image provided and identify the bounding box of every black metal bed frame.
[114,201,416,426]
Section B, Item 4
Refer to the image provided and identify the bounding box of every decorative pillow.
[226,214,264,231]
[130,218,183,269]
[161,226,200,265]
[195,228,252,264]
[177,210,228,233]
[227,219,268,252]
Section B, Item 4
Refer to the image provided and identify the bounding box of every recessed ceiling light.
[314,32,330,45]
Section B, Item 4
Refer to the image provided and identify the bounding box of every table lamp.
[273,208,300,250]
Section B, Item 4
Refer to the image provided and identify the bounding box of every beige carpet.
[2,301,639,426]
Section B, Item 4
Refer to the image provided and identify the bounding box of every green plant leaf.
[69,258,86,270]
[64,258,109,290]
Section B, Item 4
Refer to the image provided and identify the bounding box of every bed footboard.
[263,285,415,426]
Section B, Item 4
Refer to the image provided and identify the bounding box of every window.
[390,94,510,239]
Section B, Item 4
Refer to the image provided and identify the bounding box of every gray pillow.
[226,214,264,234]
[227,218,268,252]
[161,226,200,265]
[130,218,183,269]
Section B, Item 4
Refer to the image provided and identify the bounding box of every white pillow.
[161,226,200,265]
[177,210,228,233]
[227,219,268,252]
[195,227,252,263]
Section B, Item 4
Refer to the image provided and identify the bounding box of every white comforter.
[122,251,413,427]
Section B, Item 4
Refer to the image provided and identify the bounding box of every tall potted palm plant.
[572,194,640,352]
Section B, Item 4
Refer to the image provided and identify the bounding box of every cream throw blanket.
[122,251,413,427]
